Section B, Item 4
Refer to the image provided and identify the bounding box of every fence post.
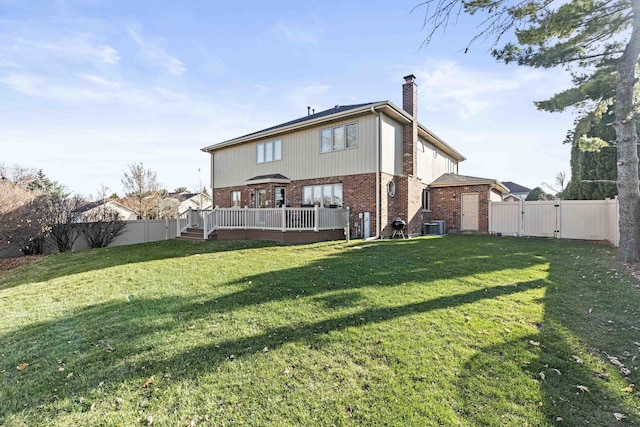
[314,205,319,232]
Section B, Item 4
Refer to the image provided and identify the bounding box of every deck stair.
[176,227,215,242]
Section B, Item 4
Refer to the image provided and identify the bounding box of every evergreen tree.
[416,0,640,261]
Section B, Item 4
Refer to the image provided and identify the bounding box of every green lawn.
[1,235,639,426]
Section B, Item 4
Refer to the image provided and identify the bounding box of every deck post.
[281,205,286,232]
[314,205,319,232]
[203,209,208,240]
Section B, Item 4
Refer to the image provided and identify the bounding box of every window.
[275,187,286,207]
[231,191,241,207]
[387,180,396,197]
[302,183,343,207]
[320,123,358,153]
[422,189,431,211]
[256,189,267,208]
[256,140,282,163]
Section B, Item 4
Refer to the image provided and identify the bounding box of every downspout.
[366,106,381,240]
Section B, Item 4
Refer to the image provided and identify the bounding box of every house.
[77,199,138,221]
[201,75,504,239]
[157,192,212,218]
[501,182,532,201]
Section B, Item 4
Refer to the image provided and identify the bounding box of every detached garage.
[427,173,509,233]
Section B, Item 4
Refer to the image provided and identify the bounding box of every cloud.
[285,83,331,109]
[0,32,121,67]
[271,20,320,45]
[415,59,556,119]
[127,27,186,76]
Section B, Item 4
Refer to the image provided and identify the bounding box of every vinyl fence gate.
[489,199,619,247]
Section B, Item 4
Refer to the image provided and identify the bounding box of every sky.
[0,0,575,197]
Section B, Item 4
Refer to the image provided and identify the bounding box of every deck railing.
[191,206,349,239]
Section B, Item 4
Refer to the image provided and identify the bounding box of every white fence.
[73,219,177,251]
[489,199,619,246]
[178,206,350,239]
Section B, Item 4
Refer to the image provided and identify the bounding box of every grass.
[0,235,639,426]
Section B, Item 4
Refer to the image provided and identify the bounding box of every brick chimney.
[402,74,418,176]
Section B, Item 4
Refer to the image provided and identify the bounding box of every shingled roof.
[235,103,378,141]
[430,173,509,193]
[501,181,531,193]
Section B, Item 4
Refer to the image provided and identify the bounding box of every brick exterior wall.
[402,75,418,177]
[214,174,379,237]
[213,172,432,239]
[430,185,493,233]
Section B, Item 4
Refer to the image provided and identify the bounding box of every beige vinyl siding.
[490,189,503,202]
[380,113,403,175]
[416,138,458,184]
[213,114,378,188]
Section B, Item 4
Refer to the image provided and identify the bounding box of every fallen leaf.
[187,325,195,330]
[142,377,154,388]
[115,397,124,405]
[621,385,634,393]
[464,315,471,322]
[106,346,115,353]
[539,371,546,381]
[576,385,590,393]
[555,417,563,422]
[283,367,291,374]
[551,368,562,375]
[147,415,153,425]
[613,413,626,421]
[571,355,583,364]
[621,367,631,376]
[478,330,493,335]
[16,362,29,371]
[608,356,624,368]
[66,372,73,379]
[504,328,512,333]
[262,347,269,353]
[529,340,540,346]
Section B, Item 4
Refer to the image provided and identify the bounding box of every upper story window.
[320,123,358,153]
[257,139,282,163]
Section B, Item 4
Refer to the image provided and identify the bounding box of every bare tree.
[0,180,50,255]
[121,162,163,219]
[80,185,128,249]
[44,194,86,252]
[542,171,567,196]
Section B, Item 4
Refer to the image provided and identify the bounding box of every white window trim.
[256,139,282,164]
[320,123,358,153]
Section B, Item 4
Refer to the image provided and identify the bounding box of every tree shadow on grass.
[0,236,552,423]
[0,278,545,423]
[456,241,640,425]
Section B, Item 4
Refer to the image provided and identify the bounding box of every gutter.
[366,105,382,240]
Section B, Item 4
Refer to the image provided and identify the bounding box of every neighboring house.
[170,192,212,214]
[201,75,503,238]
[156,192,212,219]
[501,182,532,201]
[77,199,138,221]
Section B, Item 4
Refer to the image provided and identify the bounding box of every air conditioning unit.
[433,220,446,235]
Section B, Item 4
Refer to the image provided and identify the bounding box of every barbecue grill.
[391,218,407,239]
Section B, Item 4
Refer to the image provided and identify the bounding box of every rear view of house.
[202,75,470,239]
